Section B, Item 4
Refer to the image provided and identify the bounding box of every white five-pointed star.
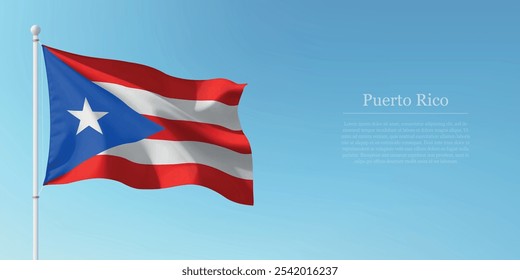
[68,98,108,135]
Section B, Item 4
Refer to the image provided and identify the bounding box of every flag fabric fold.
[42,45,253,205]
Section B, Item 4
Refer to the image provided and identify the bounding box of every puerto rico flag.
[42,46,253,205]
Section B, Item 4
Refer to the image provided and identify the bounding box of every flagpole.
[31,24,40,261]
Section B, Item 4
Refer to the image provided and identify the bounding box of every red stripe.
[145,116,252,154]
[43,45,246,106]
[46,155,254,205]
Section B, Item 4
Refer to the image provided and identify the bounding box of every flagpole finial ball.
[30,25,41,36]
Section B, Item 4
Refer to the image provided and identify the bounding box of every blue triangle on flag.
[42,46,164,183]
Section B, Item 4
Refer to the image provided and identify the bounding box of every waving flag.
[42,46,253,205]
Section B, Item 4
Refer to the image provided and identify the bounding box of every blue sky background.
[1,0,519,259]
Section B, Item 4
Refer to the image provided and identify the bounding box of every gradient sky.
[1,0,519,259]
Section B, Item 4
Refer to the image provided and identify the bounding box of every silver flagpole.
[31,24,40,261]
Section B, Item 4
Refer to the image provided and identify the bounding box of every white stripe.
[99,140,253,180]
[95,82,242,131]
